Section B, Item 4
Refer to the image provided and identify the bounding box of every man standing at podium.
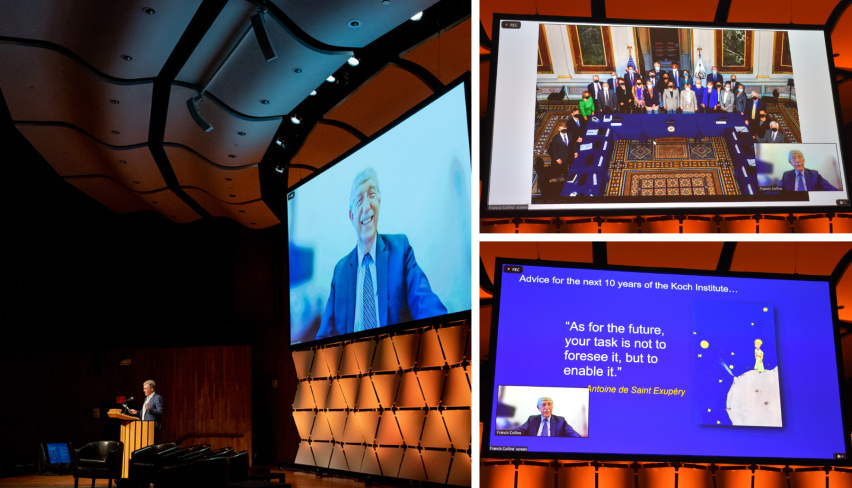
[129,380,163,433]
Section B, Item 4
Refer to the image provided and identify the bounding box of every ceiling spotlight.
[250,12,277,61]
[274,165,285,174]
[326,75,336,83]
[381,0,390,5]
[187,95,213,132]
[310,90,317,96]
[275,138,284,147]
[291,115,301,124]
[411,11,423,21]
[348,56,360,67]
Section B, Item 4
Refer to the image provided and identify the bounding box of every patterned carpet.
[607,137,739,197]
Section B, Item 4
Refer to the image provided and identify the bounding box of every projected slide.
[485,17,850,213]
[288,82,472,345]
[485,260,848,462]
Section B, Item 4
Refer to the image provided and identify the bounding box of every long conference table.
[560,113,758,197]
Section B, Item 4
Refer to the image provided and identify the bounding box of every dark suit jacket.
[706,72,724,87]
[518,415,581,437]
[587,82,603,110]
[317,234,447,339]
[623,72,640,88]
[643,87,659,107]
[136,392,163,429]
[780,169,838,191]
[757,129,786,143]
[744,99,766,122]
[596,88,616,112]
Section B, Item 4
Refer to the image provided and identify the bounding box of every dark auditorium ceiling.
[0,0,469,229]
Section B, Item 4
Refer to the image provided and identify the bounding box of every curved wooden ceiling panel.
[165,146,261,203]
[604,0,715,21]
[291,123,362,171]
[608,242,726,270]
[401,18,471,86]
[164,85,280,168]
[0,44,152,145]
[323,64,434,138]
[202,16,352,118]
[731,241,852,275]
[272,0,440,49]
[183,188,280,228]
[17,125,165,192]
[0,0,203,79]
[65,177,200,223]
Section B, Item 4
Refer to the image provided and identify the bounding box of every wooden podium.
[108,409,154,478]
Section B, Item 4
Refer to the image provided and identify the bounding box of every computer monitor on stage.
[483,15,851,216]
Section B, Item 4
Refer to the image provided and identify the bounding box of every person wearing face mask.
[546,120,574,182]
[579,90,595,121]
[658,73,670,93]
[680,70,693,91]
[693,80,707,113]
[662,82,679,114]
[707,65,723,87]
[616,79,634,114]
[669,63,681,90]
[623,66,638,88]
[757,121,787,143]
[735,85,747,114]
[644,81,660,114]
[719,82,735,113]
[609,71,620,95]
[633,79,645,113]
[679,83,697,113]
[597,81,617,114]
[750,111,770,140]
[653,62,666,80]
[712,83,724,112]
[587,76,603,112]
[729,75,740,93]
[744,91,766,125]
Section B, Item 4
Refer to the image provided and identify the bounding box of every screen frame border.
[482,255,851,465]
[480,13,851,218]
[286,73,472,350]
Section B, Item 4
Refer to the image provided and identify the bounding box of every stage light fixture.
[326,75,336,83]
[275,165,285,174]
[291,115,301,124]
[275,138,284,147]
[348,56,360,66]
[186,95,213,132]
[411,11,423,21]
[250,12,277,61]
[310,90,317,96]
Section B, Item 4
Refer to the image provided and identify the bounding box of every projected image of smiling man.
[316,168,446,340]
[518,397,581,437]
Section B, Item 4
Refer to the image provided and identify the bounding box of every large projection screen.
[287,79,472,346]
[484,258,849,464]
[483,15,851,216]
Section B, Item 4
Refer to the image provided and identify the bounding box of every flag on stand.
[627,54,637,72]
[694,52,706,80]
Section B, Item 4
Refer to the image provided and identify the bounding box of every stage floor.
[0,468,400,488]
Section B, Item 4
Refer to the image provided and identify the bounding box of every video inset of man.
[494,386,589,439]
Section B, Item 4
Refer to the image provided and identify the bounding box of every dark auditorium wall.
[1,206,300,471]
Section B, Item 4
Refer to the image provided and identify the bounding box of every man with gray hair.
[129,380,163,430]
[517,396,581,437]
[757,121,786,143]
[316,168,446,340]
[779,150,838,191]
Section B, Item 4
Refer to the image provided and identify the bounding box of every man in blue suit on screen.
[779,149,838,191]
[316,168,446,340]
[518,397,581,437]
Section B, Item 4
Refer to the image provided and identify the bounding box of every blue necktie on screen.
[363,254,377,329]
[542,418,549,436]
[796,173,804,191]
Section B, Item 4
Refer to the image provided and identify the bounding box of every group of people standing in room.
[541,62,789,187]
